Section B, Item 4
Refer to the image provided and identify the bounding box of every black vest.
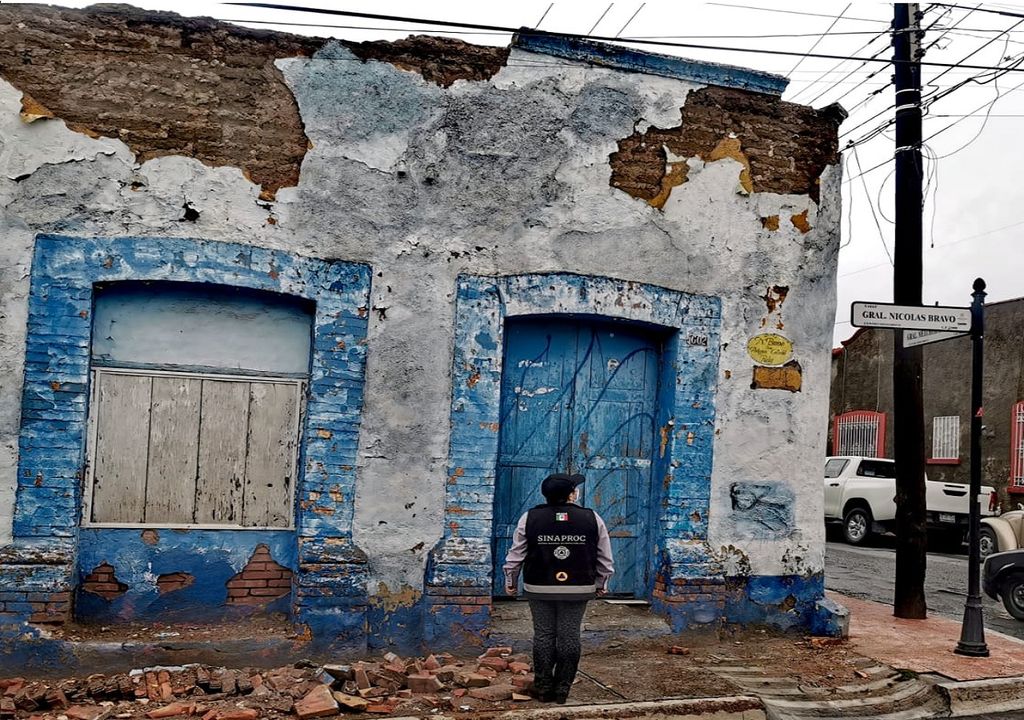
[523,503,599,601]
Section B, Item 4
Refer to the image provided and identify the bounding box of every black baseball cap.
[541,473,585,501]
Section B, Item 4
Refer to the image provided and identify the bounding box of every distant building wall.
[830,298,1024,504]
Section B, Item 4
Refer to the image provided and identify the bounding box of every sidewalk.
[835,591,1024,681]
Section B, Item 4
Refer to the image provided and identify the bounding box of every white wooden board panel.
[144,376,201,524]
[91,372,152,523]
[243,382,296,527]
[195,379,250,524]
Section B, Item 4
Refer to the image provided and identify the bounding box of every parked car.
[983,549,1024,619]
[979,509,1024,561]
[824,456,997,547]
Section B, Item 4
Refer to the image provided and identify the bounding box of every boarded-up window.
[85,281,313,528]
[87,368,303,527]
[931,415,960,460]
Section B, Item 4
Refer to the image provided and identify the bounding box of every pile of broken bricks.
[297,647,535,716]
[0,646,537,719]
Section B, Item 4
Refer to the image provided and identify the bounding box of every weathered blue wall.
[1,235,372,651]
[76,530,294,622]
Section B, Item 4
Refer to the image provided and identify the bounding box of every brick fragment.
[512,674,534,691]
[353,667,370,690]
[668,645,690,655]
[66,707,106,720]
[406,674,444,694]
[478,657,507,672]
[292,685,338,719]
[508,661,531,674]
[145,702,192,718]
[216,710,259,720]
[332,692,368,712]
[457,673,491,688]
[512,693,531,701]
[468,685,514,701]
[475,666,498,679]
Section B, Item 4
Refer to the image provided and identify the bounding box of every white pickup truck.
[824,456,996,547]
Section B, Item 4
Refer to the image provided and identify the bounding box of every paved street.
[825,539,1024,640]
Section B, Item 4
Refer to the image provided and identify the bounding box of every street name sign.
[903,328,967,348]
[851,301,972,333]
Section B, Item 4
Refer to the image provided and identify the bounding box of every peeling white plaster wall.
[0,44,839,589]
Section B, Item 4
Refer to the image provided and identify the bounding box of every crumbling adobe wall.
[0,3,323,199]
[610,86,841,207]
[0,4,841,632]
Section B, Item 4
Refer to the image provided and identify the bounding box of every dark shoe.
[530,687,555,702]
[553,685,571,705]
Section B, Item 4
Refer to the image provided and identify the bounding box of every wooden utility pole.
[892,3,928,619]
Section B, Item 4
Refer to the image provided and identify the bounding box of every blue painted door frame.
[494,316,661,596]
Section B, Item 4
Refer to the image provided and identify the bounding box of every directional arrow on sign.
[851,301,972,333]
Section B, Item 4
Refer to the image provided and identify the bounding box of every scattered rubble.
[0,647,537,719]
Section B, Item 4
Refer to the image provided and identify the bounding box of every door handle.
[828,483,840,487]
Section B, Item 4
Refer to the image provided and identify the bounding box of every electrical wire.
[933,3,1024,22]
[922,16,1023,100]
[876,169,896,224]
[785,3,852,80]
[928,51,1013,159]
[921,144,940,248]
[790,23,889,104]
[852,145,894,266]
[841,151,854,249]
[842,27,1022,148]
[588,4,614,35]
[223,3,1024,72]
[535,3,554,30]
[925,65,1024,151]
[705,3,889,24]
[615,4,644,38]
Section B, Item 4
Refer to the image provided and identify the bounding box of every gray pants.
[528,599,588,699]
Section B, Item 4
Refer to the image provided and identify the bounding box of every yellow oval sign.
[747,333,793,366]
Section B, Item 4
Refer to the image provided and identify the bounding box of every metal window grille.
[833,410,886,457]
[932,415,960,460]
[1012,401,1024,488]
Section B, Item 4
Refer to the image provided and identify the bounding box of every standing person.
[503,473,615,704]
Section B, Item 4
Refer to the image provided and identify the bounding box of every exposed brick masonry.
[156,572,195,595]
[609,86,841,206]
[346,35,510,88]
[0,590,71,624]
[226,544,293,605]
[81,563,128,600]
[0,4,324,198]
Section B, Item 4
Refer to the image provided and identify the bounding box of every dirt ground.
[0,623,885,719]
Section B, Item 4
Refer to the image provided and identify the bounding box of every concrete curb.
[935,676,1024,717]
[390,696,766,719]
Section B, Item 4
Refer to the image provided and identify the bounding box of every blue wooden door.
[494,318,660,596]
